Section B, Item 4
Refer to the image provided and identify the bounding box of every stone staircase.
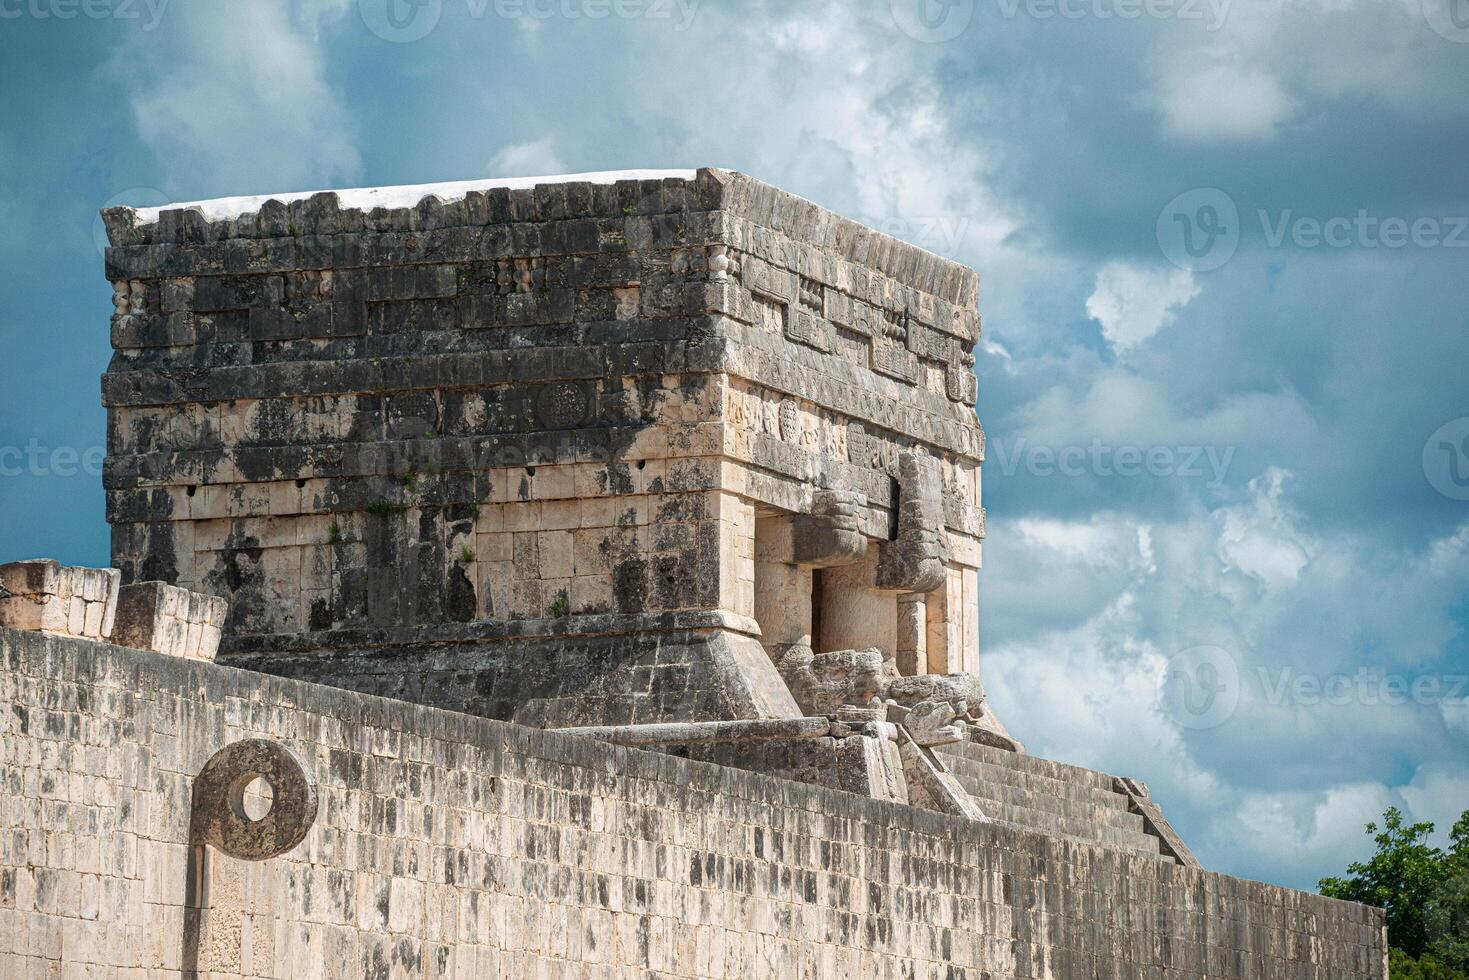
[932,739,1188,863]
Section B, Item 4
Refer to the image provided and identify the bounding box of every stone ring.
[190,739,317,860]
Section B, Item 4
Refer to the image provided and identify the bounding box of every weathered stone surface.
[884,670,984,714]
[226,616,799,726]
[112,579,229,660]
[555,716,830,745]
[100,169,985,730]
[893,698,965,747]
[1,628,1388,979]
[875,451,949,594]
[1116,775,1203,868]
[899,731,987,819]
[791,488,868,567]
[0,558,119,640]
[777,646,887,715]
[191,738,317,860]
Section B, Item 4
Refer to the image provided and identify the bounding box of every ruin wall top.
[98,167,986,728]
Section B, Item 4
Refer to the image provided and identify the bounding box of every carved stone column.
[876,451,949,595]
[753,488,867,662]
[895,592,927,676]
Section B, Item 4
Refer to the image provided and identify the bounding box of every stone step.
[965,795,1158,853]
[948,769,1146,833]
[967,798,1164,860]
[933,749,1127,810]
[929,740,1172,859]
[938,739,1118,793]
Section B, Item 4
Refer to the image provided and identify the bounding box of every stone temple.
[0,168,1386,977]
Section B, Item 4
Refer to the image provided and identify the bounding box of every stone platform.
[0,627,1388,979]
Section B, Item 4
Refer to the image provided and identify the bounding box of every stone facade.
[0,168,1375,977]
[0,628,1388,979]
[101,169,983,729]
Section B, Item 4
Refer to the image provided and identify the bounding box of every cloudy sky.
[1,0,1466,890]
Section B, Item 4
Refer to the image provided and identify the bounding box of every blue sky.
[1,0,1466,891]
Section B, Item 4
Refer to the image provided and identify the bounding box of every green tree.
[1390,949,1469,980]
[1321,808,1449,957]
[1426,873,1469,970]
[1320,806,1469,977]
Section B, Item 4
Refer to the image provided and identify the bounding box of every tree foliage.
[1320,807,1469,977]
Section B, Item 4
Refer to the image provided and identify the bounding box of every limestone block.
[790,490,868,568]
[895,592,927,676]
[0,559,119,641]
[898,732,986,819]
[876,452,949,594]
[834,725,908,803]
[112,581,229,661]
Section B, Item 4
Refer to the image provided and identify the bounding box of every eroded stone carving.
[191,739,317,860]
[896,698,965,747]
[535,380,592,429]
[884,671,983,714]
[777,647,886,716]
[876,451,949,594]
[791,489,868,568]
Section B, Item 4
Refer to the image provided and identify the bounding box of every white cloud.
[1145,0,1469,144]
[606,3,1026,270]
[1154,62,1294,142]
[1229,782,1397,874]
[486,138,568,178]
[118,1,360,194]
[1086,261,1200,350]
[1216,468,1312,588]
[982,478,1469,886]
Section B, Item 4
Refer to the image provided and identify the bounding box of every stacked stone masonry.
[0,558,231,664]
[0,629,1387,979]
[112,580,230,661]
[0,559,120,641]
[101,169,984,727]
